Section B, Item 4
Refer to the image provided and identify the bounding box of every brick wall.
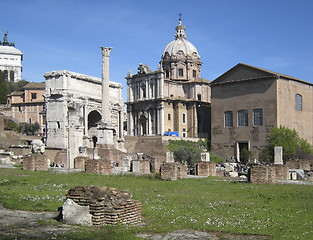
[160,162,187,180]
[74,156,90,169]
[54,150,67,167]
[286,160,313,171]
[65,186,142,226]
[23,154,48,171]
[195,162,216,176]
[248,164,289,184]
[85,159,111,175]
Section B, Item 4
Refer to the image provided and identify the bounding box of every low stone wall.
[160,162,187,180]
[286,160,313,171]
[195,162,216,176]
[85,159,111,175]
[248,164,289,184]
[54,150,67,167]
[74,156,90,169]
[65,186,142,226]
[23,154,49,171]
[131,160,150,174]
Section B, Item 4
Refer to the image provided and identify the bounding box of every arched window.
[224,111,233,127]
[253,109,263,126]
[238,109,248,127]
[295,94,302,111]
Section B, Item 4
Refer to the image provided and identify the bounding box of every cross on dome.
[175,14,186,39]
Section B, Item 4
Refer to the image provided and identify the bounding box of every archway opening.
[88,110,102,130]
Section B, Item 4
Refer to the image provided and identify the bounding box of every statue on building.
[0,31,15,47]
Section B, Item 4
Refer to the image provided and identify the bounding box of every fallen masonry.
[63,186,142,226]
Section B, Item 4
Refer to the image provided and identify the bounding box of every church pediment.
[211,63,276,85]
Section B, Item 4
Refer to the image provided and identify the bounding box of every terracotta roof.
[239,63,302,81]
[9,91,23,96]
[23,82,45,89]
[211,63,309,86]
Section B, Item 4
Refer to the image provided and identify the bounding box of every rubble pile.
[65,186,142,226]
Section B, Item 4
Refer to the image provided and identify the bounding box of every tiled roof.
[23,82,45,89]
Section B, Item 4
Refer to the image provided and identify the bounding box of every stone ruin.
[23,139,49,171]
[248,164,289,184]
[160,162,187,180]
[62,186,142,226]
[194,162,216,177]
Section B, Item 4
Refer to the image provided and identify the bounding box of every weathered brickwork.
[85,159,111,175]
[248,165,289,184]
[286,160,313,171]
[23,154,48,171]
[74,156,89,169]
[195,162,216,176]
[160,162,187,180]
[54,150,67,167]
[65,186,142,226]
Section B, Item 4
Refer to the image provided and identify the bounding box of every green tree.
[240,147,253,164]
[0,82,10,103]
[259,126,313,163]
[20,122,41,135]
[167,139,202,167]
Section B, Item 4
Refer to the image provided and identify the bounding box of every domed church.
[126,16,211,138]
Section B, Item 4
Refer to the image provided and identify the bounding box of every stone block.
[23,154,49,171]
[195,162,216,176]
[62,198,92,226]
[274,146,283,165]
[160,162,187,180]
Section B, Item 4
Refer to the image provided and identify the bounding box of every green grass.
[0,168,313,239]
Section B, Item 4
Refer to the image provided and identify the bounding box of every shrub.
[259,126,313,163]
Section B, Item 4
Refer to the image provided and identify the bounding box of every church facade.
[211,63,313,161]
[126,17,211,138]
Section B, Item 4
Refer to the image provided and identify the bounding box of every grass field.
[0,168,312,239]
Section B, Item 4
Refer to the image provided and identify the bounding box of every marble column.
[101,47,113,125]
[97,47,114,146]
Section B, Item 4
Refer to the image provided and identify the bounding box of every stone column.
[101,47,113,125]
[97,47,114,146]
[159,103,164,135]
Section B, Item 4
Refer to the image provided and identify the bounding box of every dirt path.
[0,205,271,240]
[0,206,76,239]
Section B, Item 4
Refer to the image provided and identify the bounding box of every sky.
[1,0,313,101]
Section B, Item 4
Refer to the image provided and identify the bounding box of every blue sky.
[1,0,313,101]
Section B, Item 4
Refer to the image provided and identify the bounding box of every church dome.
[162,17,199,58]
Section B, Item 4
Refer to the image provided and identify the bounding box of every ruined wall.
[248,164,289,184]
[65,186,142,226]
[23,154,48,171]
[195,162,216,176]
[286,160,313,171]
[124,136,168,172]
[54,150,67,167]
[85,159,111,175]
[160,162,187,180]
[74,156,90,169]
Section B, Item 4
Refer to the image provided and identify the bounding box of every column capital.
[101,47,113,57]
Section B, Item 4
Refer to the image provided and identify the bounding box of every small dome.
[163,38,198,57]
[162,17,199,58]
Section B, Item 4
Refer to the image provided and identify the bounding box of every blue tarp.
[164,131,179,137]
